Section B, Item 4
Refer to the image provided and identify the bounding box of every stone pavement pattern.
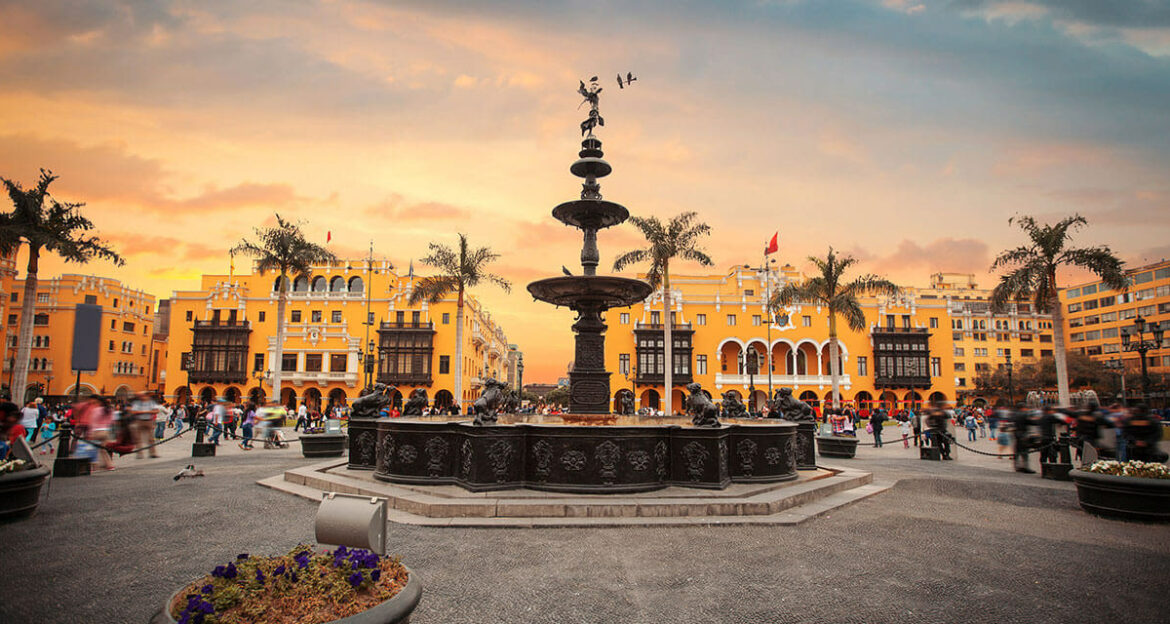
[1,427,1168,623]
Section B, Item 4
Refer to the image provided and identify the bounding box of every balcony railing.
[714,373,852,388]
[871,326,929,334]
[634,322,693,330]
[186,369,248,384]
[380,320,434,330]
[635,372,694,385]
[193,320,251,329]
[284,371,359,386]
[377,371,433,386]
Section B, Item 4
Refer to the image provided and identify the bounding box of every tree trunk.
[828,312,841,410]
[271,271,288,408]
[662,263,672,417]
[1048,268,1070,407]
[11,246,38,404]
[454,288,465,413]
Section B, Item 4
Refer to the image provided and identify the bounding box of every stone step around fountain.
[259,460,885,527]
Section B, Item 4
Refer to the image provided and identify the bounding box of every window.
[696,314,706,326]
[1070,332,1084,342]
[290,310,302,323]
[1098,296,1115,308]
[802,315,811,327]
[330,353,347,372]
[744,289,754,296]
[110,319,116,330]
[253,353,264,372]
[412,311,421,324]
[442,313,450,324]
[33,313,48,326]
[123,321,135,332]
[439,355,450,375]
[1040,334,1052,343]
[619,353,630,375]
[1120,307,1137,320]
[1020,349,1034,358]
[8,293,16,303]
[1134,271,1153,284]
[281,353,297,371]
[996,348,1005,357]
[929,317,938,329]
[1101,327,1119,339]
[957,378,967,387]
[975,363,991,373]
[258,311,266,322]
[651,311,660,324]
[620,313,629,324]
[1084,330,1101,341]
[180,352,190,370]
[113,298,118,307]
[6,314,14,325]
[930,357,941,377]
[902,315,911,329]
[311,310,322,323]
[84,295,97,304]
[1067,288,1081,298]
[1068,302,1082,313]
[696,354,707,375]
[141,345,147,355]
[727,314,736,326]
[184,310,192,322]
[1041,349,1053,358]
[1138,304,1156,317]
[331,310,342,323]
[1083,299,1098,311]
[108,340,115,351]
[37,293,49,303]
[954,347,964,357]
[954,362,966,372]
[857,356,867,377]
[752,315,761,326]
[1082,284,1098,295]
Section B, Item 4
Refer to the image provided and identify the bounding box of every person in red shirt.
[0,402,26,459]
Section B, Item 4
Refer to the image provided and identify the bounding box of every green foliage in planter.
[1086,460,1170,480]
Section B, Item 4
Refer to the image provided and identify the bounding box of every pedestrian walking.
[899,417,911,448]
[871,408,886,448]
[208,401,226,446]
[976,411,987,438]
[965,412,978,441]
[239,403,256,450]
[129,392,161,458]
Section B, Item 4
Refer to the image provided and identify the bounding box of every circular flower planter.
[301,433,349,458]
[816,436,858,459]
[157,565,421,624]
[0,465,50,522]
[1070,468,1170,522]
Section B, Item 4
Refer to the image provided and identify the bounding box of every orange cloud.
[363,194,470,222]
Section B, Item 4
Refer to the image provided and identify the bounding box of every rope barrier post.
[1041,433,1075,481]
[52,422,91,477]
[192,414,216,458]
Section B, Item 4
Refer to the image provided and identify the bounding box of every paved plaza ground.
[1,425,1168,623]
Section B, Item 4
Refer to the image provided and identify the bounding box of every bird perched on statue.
[562,266,573,276]
[174,464,205,481]
[617,72,637,88]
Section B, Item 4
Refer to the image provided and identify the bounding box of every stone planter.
[301,433,349,458]
[1070,468,1170,522]
[0,465,51,522]
[156,565,421,624]
[1041,462,1073,481]
[816,435,858,459]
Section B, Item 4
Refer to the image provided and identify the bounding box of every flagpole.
[765,246,772,410]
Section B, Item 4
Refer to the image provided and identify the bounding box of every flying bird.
[562,266,573,276]
[174,464,205,481]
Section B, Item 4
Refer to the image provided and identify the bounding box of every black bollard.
[53,421,91,477]
[192,415,216,457]
[1041,432,1074,481]
[1058,432,1073,464]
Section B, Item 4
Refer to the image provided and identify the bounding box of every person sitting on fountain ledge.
[686,383,720,427]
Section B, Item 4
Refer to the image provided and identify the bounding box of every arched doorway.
[223,386,241,404]
[311,276,327,292]
[329,276,346,292]
[281,388,297,411]
[24,384,42,404]
[670,388,686,415]
[972,397,988,408]
[613,389,635,414]
[114,385,132,404]
[904,391,922,411]
[303,387,322,411]
[719,341,743,374]
[928,391,947,406]
[199,386,216,404]
[854,391,873,412]
[247,387,266,406]
[348,276,364,294]
[327,388,347,414]
[65,383,97,398]
[387,388,403,410]
[174,386,192,405]
[879,390,898,410]
[749,389,768,413]
[433,390,454,411]
[798,390,819,409]
[640,388,660,413]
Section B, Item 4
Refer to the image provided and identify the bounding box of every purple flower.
[236,553,249,560]
[294,552,310,569]
[335,545,348,556]
[347,572,363,587]
[289,572,299,583]
[211,566,226,578]
[199,602,214,614]
[224,562,238,579]
[255,569,265,583]
[370,570,381,582]
[201,584,213,594]
[274,564,285,576]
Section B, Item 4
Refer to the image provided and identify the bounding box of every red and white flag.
[326,231,332,243]
[765,231,779,255]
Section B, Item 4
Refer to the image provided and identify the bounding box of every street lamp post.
[516,355,524,411]
[747,350,759,416]
[1104,358,1127,406]
[366,339,377,390]
[1005,351,1014,407]
[1121,317,1164,405]
[745,260,779,406]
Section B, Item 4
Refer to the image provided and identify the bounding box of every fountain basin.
[373,417,799,494]
[552,199,628,229]
[528,275,653,309]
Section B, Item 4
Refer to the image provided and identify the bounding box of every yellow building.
[164,260,513,411]
[602,264,1055,413]
[1060,259,1170,389]
[2,273,158,402]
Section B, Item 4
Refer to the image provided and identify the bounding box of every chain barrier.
[66,423,192,457]
[820,426,1058,458]
[29,431,63,451]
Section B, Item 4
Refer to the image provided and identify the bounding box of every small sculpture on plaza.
[500,386,521,414]
[686,382,720,428]
[402,388,429,416]
[471,378,507,426]
[769,388,815,423]
[720,391,747,419]
[618,390,636,416]
[351,383,393,419]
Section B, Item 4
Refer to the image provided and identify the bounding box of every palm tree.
[408,233,511,412]
[989,214,1126,407]
[770,248,898,411]
[0,169,123,402]
[613,211,714,417]
[232,214,336,407]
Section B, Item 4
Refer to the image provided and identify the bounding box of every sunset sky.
[1,0,1168,382]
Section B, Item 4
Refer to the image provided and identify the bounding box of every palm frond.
[1061,246,1127,292]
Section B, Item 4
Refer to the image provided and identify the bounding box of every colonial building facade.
[602,264,1056,413]
[164,260,513,411]
[3,273,158,402]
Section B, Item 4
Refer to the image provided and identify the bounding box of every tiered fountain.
[369,79,801,493]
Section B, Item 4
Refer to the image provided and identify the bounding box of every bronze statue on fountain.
[768,387,816,423]
[351,383,393,419]
[686,382,720,427]
[402,389,429,416]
